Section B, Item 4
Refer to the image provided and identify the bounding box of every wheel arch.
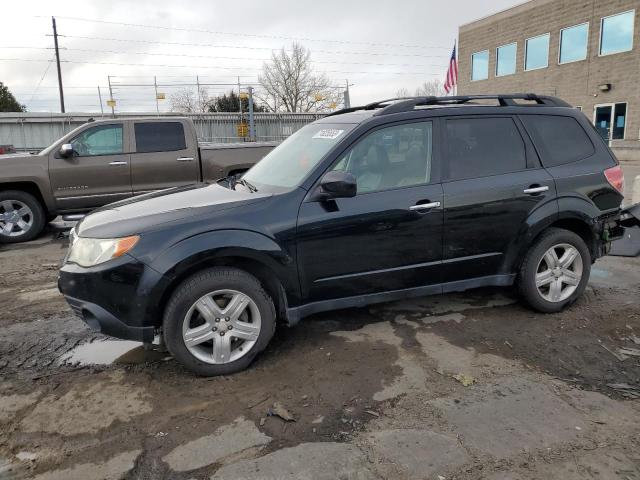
[0,181,51,214]
[503,196,601,274]
[145,230,299,328]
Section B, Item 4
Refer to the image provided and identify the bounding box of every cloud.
[1,0,521,112]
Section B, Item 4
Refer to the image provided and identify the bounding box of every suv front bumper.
[58,255,163,343]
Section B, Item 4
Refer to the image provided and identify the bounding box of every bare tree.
[169,87,211,113]
[415,80,446,97]
[258,43,342,113]
[395,88,411,98]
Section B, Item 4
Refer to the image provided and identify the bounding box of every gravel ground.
[0,230,639,479]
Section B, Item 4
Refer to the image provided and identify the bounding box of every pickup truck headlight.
[67,234,139,267]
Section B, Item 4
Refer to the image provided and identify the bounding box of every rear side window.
[445,117,526,180]
[135,122,186,153]
[521,115,594,167]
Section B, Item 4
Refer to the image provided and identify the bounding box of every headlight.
[67,235,139,267]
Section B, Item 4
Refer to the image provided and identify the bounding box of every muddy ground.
[1,231,639,479]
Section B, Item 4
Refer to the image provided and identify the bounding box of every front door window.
[71,124,123,156]
[594,103,626,143]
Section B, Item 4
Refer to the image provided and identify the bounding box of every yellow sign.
[106,99,116,107]
[329,102,337,109]
[237,123,248,137]
[314,94,324,102]
[239,92,249,100]
[156,93,166,100]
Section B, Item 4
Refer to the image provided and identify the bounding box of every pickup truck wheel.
[0,191,46,244]
[518,228,591,313]
[163,267,276,376]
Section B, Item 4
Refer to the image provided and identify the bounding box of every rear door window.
[520,115,594,167]
[444,117,526,180]
[134,122,186,153]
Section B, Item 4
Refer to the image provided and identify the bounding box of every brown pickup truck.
[0,117,276,243]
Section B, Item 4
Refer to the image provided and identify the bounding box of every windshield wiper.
[236,178,258,193]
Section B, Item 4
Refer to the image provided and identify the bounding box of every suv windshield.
[242,123,355,189]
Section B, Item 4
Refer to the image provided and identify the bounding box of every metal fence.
[0,112,322,151]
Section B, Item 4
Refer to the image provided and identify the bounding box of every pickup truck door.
[49,121,133,211]
[130,120,200,194]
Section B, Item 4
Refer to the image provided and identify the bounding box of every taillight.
[604,166,624,194]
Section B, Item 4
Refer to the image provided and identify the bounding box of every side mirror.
[59,143,75,158]
[315,170,357,200]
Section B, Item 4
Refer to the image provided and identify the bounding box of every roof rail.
[325,94,572,118]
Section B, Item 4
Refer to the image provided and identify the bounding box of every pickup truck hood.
[77,182,269,238]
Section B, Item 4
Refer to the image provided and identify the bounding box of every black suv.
[59,94,640,376]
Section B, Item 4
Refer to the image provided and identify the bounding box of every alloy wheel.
[535,243,583,303]
[182,289,262,364]
[0,200,34,238]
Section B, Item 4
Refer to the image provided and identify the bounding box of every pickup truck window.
[243,123,355,189]
[135,122,186,153]
[71,124,123,157]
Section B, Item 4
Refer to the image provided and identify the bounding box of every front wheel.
[518,228,591,313]
[163,267,276,376]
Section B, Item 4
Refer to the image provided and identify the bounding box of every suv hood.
[77,182,269,238]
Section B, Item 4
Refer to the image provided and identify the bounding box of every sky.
[1,0,523,113]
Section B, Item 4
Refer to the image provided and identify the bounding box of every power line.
[0,57,442,76]
[4,46,447,69]
[56,35,450,58]
[26,56,55,105]
[45,16,451,50]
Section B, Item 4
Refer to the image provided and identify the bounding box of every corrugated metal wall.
[0,112,322,151]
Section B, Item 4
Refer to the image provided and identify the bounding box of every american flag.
[444,43,458,94]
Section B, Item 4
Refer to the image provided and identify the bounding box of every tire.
[163,267,276,376]
[518,228,591,313]
[0,190,46,244]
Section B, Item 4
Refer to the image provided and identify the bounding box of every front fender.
[142,229,298,323]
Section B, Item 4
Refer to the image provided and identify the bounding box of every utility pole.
[107,76,115,117]
[196,76,202,113]
[248,86,256,141]
[343,79,351,109]
[237,76,242,116]
[97,86,104,116]
[51,17,65,113]
[154,76,159,115]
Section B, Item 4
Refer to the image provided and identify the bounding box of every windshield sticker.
[313,129,344,140]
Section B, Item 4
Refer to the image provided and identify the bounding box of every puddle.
[60,340,167,366]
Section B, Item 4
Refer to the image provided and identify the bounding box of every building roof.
[460,0,556,32]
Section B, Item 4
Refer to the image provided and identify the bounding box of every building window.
[525,33,550,71]
[600,10,635,56]
[471,50,489,81]
[496,43,517,76]
[559,23,589,64]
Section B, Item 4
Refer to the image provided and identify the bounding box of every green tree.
[208,90,267,113]
[0,82,26,112]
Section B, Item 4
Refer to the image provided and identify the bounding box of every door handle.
[177,157,194,162]
[109,161,128,166]
[409,201,441,211]
[523,186,549,194]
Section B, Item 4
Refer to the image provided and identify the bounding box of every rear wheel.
[163,267,276,376]
[0,191,46,244]
[519,228,591,313]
